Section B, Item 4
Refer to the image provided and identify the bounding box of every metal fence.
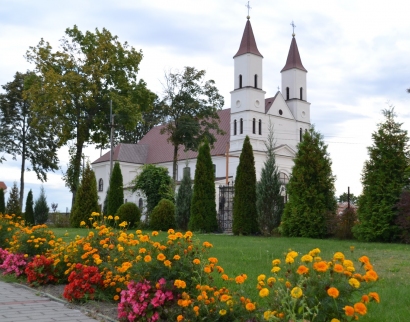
[218,182,234,233]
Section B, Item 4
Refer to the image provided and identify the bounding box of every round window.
[279,109,283,115]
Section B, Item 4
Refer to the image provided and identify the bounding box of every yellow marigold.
[139,248,147,254]
[297,265,309,275]
[309,248,321,256]
[118,246,124,252]
[173,254,181,260]
[152,231,159,236]
[272,259,281,266]
[114,216,119,221]
[193,258,200,265]
[259,288,269,298]
[301,254,313,263]
[264,311,275,321]
[333,252,345,262]
[271,266,281,273]
[107,215,113,220]
[313,261,328,272]
[167,228,175,234]
[327,287,339,299]
[344,305,355,317]
[349,278,360,288]
[285,281,291,288]
[333,264,344,273]
[267,277,276,286]
[343,259,354,268]
[174,279,187,289]
[330,319,340,322]
[203,241,213,248]
[285,256,295,264]
[80,221,86,226]
[235,275,245,284]
[219,309,227,316]
[177,315,184,322]
[369,292,380,303]
[354,302,367,315]
[257,274,266,281]
[119,221,127,228]
[245,302,256,311]
[290,287,303,299]
[163,259,171,267]
[157,253,166,261]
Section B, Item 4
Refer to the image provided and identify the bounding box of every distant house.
[337,202,358,215]
[0,182,7,192]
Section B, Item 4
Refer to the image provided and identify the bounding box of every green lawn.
[52,228,410,321]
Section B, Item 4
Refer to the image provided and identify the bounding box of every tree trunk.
[173,144,179,181]
[71,137,84,209]
[19,115,27,210]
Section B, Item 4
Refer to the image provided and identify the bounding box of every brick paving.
[0,281,98,322]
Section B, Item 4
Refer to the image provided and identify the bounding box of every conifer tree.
[25,189,35,225]
[256,121,284,235]
[233,136,258,235]
[107,162,124,216]
[6,182,21,216]
[176,165,193,230]
[281,127,336,238]
[34,186,49,224]
[354,108,410,242]
[0,188,5,214]
[189,139,218,232]
[70,163,99,227]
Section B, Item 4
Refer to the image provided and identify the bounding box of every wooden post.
[226,142,229,184]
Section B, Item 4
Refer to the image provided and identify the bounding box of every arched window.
[240,118,243,134]
[300,128,303,142]
[254,74,258,88]
[286,87,290,100]
[98,178,103,192]
[259,119,262,135]
[279,172,290,203]
[234,119,237,135]
[239,74,242,88]
[300,87,303,100]
[252,118,256,134]
[138,198,143,209]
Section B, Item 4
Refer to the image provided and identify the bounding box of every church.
[92,16,311,211]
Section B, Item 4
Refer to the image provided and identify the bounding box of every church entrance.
[218,183,234,233]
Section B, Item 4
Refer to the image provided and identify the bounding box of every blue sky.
[1,0,410,211]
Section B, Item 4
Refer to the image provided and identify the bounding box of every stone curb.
[12,282,118,322]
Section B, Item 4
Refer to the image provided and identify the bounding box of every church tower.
[281,32,311,127]
[230,17,266,154]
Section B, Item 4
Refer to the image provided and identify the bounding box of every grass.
[50,228,410,321]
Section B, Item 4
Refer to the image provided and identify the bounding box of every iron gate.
[218,182,234,233]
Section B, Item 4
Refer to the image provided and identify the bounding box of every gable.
[266,92,295,120]
[273,144,296,158]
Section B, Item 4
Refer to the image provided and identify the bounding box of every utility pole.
[109,100,115,180]
[347,186,350,209]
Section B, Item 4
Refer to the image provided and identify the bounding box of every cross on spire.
[245,1,251,19]
[290,20,296,36]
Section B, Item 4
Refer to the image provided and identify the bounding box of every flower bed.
[0,213,380,321]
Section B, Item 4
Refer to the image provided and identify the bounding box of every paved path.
[0,281,98,322]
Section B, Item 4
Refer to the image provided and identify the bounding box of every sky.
[1,0,409,212]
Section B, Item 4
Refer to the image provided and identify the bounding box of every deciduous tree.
[233,136,258,235]
[338,192,358,205]
[281,127,336,238]
[354,108,410,242]
[0,72,59,208]
[189,140,217,232]
[25,26,147,206]
[161,67,224,180]
[107,162,124,216]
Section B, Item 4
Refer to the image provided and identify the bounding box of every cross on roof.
[245,1,252,18]
[290,20,296,35]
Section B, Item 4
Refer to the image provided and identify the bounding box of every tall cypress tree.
[281,127,336,238]
[189,139,218,232]
[176,165,193,230]
[0,188,5,214]
[6,182,21,216]
[233,136,258,235]
[256,121,284,235]
[70,163,99,227]
[107,162,124,216]
[354,108,410,242]
[25,189,35,225]
[34,186,49,224]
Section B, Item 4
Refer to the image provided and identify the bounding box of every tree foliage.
[70,163,99,227]
[189,140,218,232]
[175,165,193,231]
[107,162,124,216]
[354,109,410,242]
[161,67,224,180]
[150,199,176,231]
[338,192,358,205]
[132,164,173,219]
[0,189,5,214]
[25,189,35,225]
[6,182,21,216]
[256,121,284,235]
[34,186,49,224]
[281,127,336,238]
[395,190,410,244]
[25,25,148,206]
[0,72,59,208]
[233,136,258,235]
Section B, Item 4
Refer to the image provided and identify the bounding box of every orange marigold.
[333,264,344,273]
[354,302,367,315]
[245,302,256,311]
[327,287,339,299]
[364,270,378,282]
[157,253,166,261]
[369,292,380,303]
[359,256,370,264]
[361,294,370,303]
[343,305,355,317]
[313,261,328,272]
[235,275,245,284]
[297,265,309,275]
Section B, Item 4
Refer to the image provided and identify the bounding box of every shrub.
[335,207,357,239]
[63,263,102,302]
[395,190,410,244]
[0,251,27,276]
[25,255,58,286]
[115,202,141,228]
[150,199,176,231]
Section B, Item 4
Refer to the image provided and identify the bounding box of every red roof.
[281,36,307,72]
[0,182,6,190]
[265,93,279,113]
[93,109,232,165]
[233,19,263,58]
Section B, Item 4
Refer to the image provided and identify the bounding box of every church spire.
[233,18,263,58]
[281,35,307,72]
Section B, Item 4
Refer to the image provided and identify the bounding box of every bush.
[115,202,141,228]
[395,190,410,244]
[336,207,357,239]
[150,199,176,231]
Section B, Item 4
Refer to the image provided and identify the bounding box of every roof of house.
[233,18,263,58]
[0,182,7,190]
[92,108,232,165]
[281,35,307,73]
[265,92,279,113]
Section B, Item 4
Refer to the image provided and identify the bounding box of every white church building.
[92,17,311,212]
